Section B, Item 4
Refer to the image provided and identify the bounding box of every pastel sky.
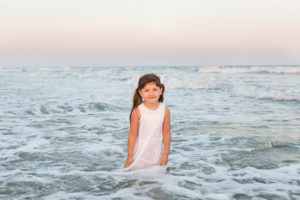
[1,0,300,67]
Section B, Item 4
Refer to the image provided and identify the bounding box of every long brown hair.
[129,73,165,120]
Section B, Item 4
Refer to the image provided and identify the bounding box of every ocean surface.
[0,65,300,200]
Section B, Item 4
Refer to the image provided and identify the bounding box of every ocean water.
[0,65,300,200]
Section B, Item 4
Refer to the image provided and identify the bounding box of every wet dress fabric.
[124,102,165,171]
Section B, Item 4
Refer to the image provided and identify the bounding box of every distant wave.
[24,102,124,116]
[127,74,222,90]
[231,85,300,101]
[167,81,220,90]
[198,66,300,74]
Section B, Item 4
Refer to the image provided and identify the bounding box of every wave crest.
[198,66,300,74]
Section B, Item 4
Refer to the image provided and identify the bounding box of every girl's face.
[139,82,162,103]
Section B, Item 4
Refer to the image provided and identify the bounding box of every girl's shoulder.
[164,104,170,115]
[132,106,141,120]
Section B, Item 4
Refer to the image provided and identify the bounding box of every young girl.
[123,73,171,171]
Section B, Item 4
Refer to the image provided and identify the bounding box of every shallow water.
[0,66,300,199]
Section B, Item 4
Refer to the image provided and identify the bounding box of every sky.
[0,0,300,67]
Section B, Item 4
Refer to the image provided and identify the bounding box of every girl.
[123,73,171,171]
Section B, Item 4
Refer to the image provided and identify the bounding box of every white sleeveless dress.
[124,102,166,171]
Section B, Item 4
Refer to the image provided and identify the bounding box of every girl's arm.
[160,107,171,165]
[125,109,139,166]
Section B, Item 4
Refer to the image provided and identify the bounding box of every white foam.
[9,174,51,184]
[231,147,254,152]
[103,187,153,200]
[44,191,102,200]
[111,164,168,177]
[106,145,122,154]
[1,135,51,157]
[205,194,230,200]
[110,164,204,199]
[168,80,220,89]
[231,85,300,101]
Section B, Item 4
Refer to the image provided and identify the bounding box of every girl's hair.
[129,73,165,120]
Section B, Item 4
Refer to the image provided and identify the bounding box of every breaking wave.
[198,66,300,74]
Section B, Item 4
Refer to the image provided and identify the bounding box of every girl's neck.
[143,101,160,110]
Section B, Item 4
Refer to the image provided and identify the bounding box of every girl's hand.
[124,157,133,168]
[159,154,168,166]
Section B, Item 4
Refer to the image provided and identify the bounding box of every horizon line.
[1,64,300,68]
